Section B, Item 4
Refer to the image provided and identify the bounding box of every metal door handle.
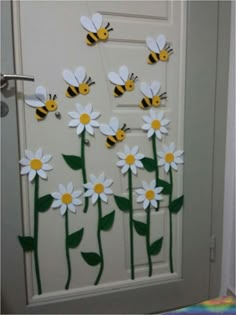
[1,73,34,90]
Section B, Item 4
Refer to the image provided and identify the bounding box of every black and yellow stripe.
[139,96,152,109]
[147,52,159,64]
[86,32,99,45]
[35,106,48,121]
[66,85,80,98]
[114,85,126,97]
[106,135,117,148]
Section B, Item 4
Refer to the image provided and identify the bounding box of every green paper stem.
[152,135,159,210]
[169,168,174,273]
[128,169,135,280]
[94,198,104,285]
[81,130,89,213]
[146,205,152,277]
[65,210,72,290]
[33,174,42,295]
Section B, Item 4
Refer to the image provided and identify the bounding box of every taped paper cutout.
[139,81,167,109]
[108,65,138,97]
[80,13,113,45]
[158,142,184,273]
[142,110,170,140]
[63,67,95,98]
[100,117,130,148]
[146,34,173,64]
[18,148,53,295]
[82,174,114,285]
[64,103,101,213]
[135,180,164,277]
[51,183,83,290]
[115,145,144,280]
[25,86,58,121]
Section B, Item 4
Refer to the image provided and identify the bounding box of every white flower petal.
[160,127,168,134]
[73,198,82,206]
[157,151,165,158]
[41,154,52,163]
[150,180,156,189]
[131,145,139,155]
[175,157,184,164]
[72,191,82,198]
[117,152,126,159]
[19,158,30,166]
[130,164,137,175]
[155,130,162,140]
[84,103,92,114]
[150,109,156,119]
[156,194,163,201]
[76,123,84,135]
[84,189,94,197]
[151,199,157,208]
[67,182,73,193]
[90,174,97,183]
[90,120,100,127]
[143,115,152,123]
[124,145,130,154]
[68,111,80,119]
[142,181,149,190]
[100,193,108,203]
[174,150,184,157]
[25,150,34,160]
[147,128,154,138]
[37,169,47,179]
[161,119,170,126]
[69,119,79,127]
[91,111,101,119]
[143,199,149,209]
[60,204,67,216]
[137,195,145,202]
[42,164,53,171]
[169,142,175,152]
[142,123,151,131]
[117,160,125,167]
[28,169,36,182]
[51,192,61,199]
[135,153,144,160]
[98,173,105,182]
[75,103,83,113]
[171,161,178,171]
[155,187,163,194]
[84,182,93,189]
[157,111,164,120]
[68,203,76,213]
[104,188,113,195]
[92,193,98,205]
[59,184,66,194]
[158,159,165,166]
[135,160,143,168]
[35,148,43,159]
[52,199,62,208]
[164,163,170,173]
[104,179,113,187]
[85,124,94,135]
[20,166,30,175]
[136,188,145,195]
[121,164,129,174]
[163,145,169,153]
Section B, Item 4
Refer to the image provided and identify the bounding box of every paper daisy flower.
[158,142,184,173]
[136,180,163,209]
[19,148,53,182]
[142,109,170,140]
[117,145,144,175]
[51,183,82,216]
[68,103,100,135]
[84,173,113,204]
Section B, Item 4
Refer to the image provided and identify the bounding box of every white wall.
[220,0,235,296]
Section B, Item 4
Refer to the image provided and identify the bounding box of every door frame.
[1,1,231,313]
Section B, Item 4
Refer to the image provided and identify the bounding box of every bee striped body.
[66,85,80,98]
[86,32,99,45]
[140,96,152,109]
[147,52,160,64]
[106,135,118,148]
[35,106,49,120]
[114,85,126,97]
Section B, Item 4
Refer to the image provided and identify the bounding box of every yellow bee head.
[79,77,95,95]
[159,50,169,61]
[45,94,57,111]
[125,73,138,91]
[116,123,130,141]
[152,95,161,107]
[97,22,113,41]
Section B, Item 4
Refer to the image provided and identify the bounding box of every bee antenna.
[121,123,126,130]
[105,22,110,29]
[134,76,138,82]
[108,28,113,32]
[125,127,130,132]
[53,94,57,100]
[89,81,95,86]
[86,77,91,84]
[49,93,52,99]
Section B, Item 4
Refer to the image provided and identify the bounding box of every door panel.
[1,1,222,313]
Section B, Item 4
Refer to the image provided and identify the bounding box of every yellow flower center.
[145,189,155,200]
[151,119,161,130]
[80,113,91,125]
[30,159,42,170]
[125,154,135,165]
[165,152,174,163]
[61,193,72,205]
[94,183,104,194]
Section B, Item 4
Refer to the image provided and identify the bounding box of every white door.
[2,1,225,313]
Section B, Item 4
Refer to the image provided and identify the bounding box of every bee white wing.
[119,65,129,82]
[35,86,47,103]
[25,95,45,108]
[63,70,78,86]
[156,34,166,51]
[92,13,103,30]
[150,81,161,96]
[110,117,119,133]
[108,72,125,85]
[146,36,160,53]
[75,67,86,84]
[140,82,153,98]
[100,123,116,136]
[80,16,97,33]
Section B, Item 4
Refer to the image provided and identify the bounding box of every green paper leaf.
[169,195,184,214]
[18,236,35,251]
[157,179,171,195]
[67,228,84,248]
[37,194,53,212]
[100,211,115,231]
[133,220,147,236]
[114,195,130,212]
[141,157,156,172]
[149,237,163,256]
[62,154,82,170]
[81,252,101,266]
